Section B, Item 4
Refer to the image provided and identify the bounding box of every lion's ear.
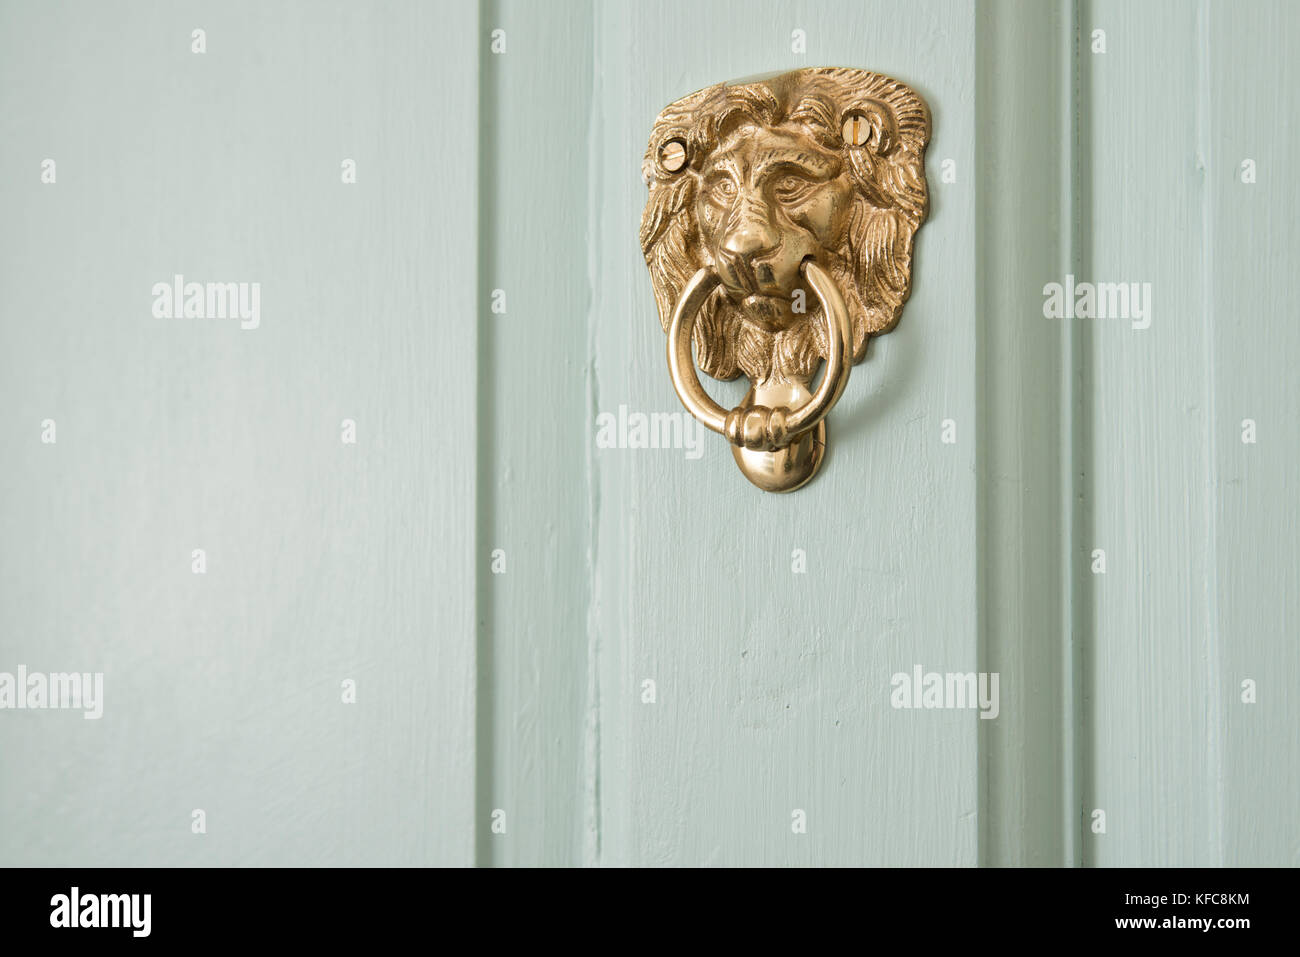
[842,99,898,156]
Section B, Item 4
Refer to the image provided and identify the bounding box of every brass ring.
[666,260,853,446]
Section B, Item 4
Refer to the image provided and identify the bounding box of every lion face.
[640,68,930,384]
[696,121,856,333]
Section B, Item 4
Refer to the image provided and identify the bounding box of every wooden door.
[1,0,1295,868]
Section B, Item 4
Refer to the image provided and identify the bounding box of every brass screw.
[842,113,870,147]
[659,139,687,172]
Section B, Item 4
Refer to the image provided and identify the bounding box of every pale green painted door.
[1,0,1296,867]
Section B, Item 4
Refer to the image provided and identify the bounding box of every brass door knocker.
[640,68,931,491]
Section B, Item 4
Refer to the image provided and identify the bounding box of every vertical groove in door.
[1066,0,1095,868]
[975,0,1074,866]
[474,0,501,869]
[473,0,594,867]
[1194,0,1225,866]
[580,0,605,869]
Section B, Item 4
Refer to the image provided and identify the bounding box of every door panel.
[1084,0,1222,866]
[1083,0,1300,866]
[591,0,979,866]
[0,0,479,866]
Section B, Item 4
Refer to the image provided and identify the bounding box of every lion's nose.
[721,197,780,262]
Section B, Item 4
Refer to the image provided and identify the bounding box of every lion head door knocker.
[640,68,930,492]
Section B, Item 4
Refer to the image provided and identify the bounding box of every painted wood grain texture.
[1205,0,1300,868]
[0,0,479,865]
[1082,0,1298,866]
[1082,0,1215,868]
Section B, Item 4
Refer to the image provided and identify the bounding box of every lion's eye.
[706,177,738,204]
[773,175,814,204]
